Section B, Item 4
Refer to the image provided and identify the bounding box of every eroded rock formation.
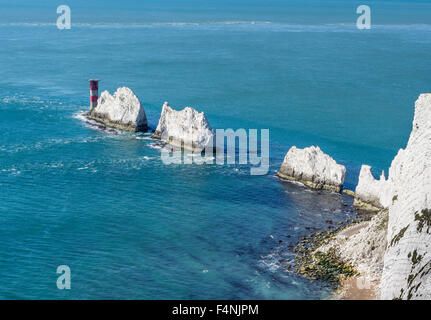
[277,146,346,192]
[87,87,148,132]
[152,102,215,152]
[354,165,392,211]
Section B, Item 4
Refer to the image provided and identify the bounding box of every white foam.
[147,143,163,150]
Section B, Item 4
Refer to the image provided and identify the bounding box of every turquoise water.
[1,0,431,299]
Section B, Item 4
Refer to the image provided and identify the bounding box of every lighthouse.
[88,79,100,112]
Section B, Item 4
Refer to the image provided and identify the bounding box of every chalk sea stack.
[87,87,148,132]
[354,165,391,211]
[152,102,215,152]
[277,146,346,192]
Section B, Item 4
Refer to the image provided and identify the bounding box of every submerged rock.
[87,87,148,132]
[277,146,346,192]
[342,189,356,197]
[152,102,215,151]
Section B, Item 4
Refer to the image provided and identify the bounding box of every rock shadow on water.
[279,179,353,218]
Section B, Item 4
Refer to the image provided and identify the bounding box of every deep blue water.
[1,0,431,299]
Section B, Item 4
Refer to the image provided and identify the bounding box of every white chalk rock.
[277,146,346,192]
[380,93,431,300]
[89,87,148,132]
[152,102,215,151]
[354,165,392,209]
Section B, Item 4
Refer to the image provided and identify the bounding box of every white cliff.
[152,102,215,152]
[277,146,346,192]
[379,93,431,300]
[88,87,148,132]
[305,94,431,300]
[354,165,392,210]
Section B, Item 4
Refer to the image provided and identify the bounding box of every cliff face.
[380,94,431,300]
[152,102,215,151]
[89,87,148,132]
[277,146,346,192]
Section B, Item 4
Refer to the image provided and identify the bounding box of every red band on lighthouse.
[88,79,100,111]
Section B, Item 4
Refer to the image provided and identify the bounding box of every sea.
[1,0,431,299]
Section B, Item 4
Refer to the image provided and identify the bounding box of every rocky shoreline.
[276,171,341,192]
[86,112,148,132]
[293,204,387,299]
